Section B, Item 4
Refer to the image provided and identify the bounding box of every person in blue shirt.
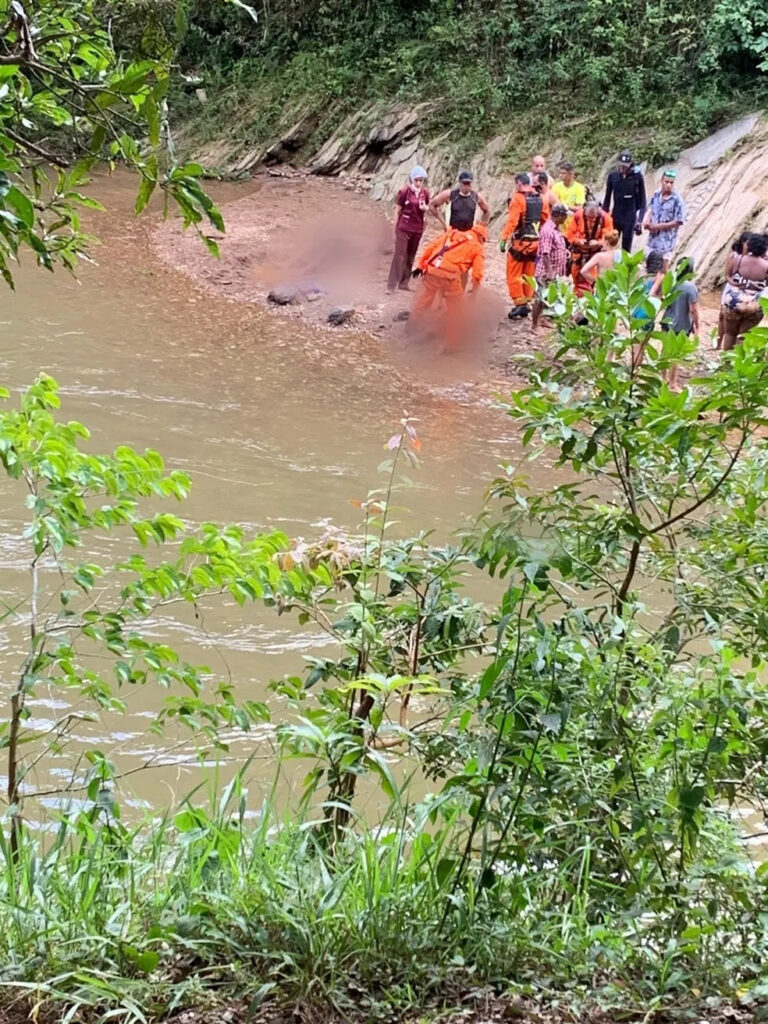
[660,256,700,390]
[643,170,685,265]
[631,250,665,370]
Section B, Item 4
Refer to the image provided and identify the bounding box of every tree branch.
[4,127,70,167]
[647,433,747,537]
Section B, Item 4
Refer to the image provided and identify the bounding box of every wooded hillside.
[169,0,768,161]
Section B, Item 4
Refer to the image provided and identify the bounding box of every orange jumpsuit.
[501,187,549,307]
[411,226,486,351]
[566,209,614,293]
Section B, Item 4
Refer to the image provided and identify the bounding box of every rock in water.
[328,306,355,325]
[267,285,300,305]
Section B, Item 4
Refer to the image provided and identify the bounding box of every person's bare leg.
[720,309,740,351]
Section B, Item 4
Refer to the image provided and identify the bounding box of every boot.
[508,304,530,319]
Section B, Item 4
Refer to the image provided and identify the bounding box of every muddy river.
[0,172,531,821]
[3,172,759,853]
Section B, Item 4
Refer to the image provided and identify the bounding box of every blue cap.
[410,165,427,180]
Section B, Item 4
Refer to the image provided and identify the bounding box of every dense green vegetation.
[3,4,768,1023]
[172,0,768,168]
[3,268,768,1022]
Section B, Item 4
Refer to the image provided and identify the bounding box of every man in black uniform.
[603,150,646,253]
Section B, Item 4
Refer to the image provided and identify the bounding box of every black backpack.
[515,193,544,241]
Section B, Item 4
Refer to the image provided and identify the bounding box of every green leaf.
[135,950,160,974]
[5,186,34,228]
[135,175,156,215]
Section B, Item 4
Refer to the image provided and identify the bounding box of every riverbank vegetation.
[3,266,768,1022]
[169,0,768,169]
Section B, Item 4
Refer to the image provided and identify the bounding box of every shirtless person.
[531,154,552,185]
[579,229,622,287]
[535,171,558,211]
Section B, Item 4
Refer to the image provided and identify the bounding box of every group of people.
[386,151,706,354]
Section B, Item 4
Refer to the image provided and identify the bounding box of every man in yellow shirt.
[553,162,587,218]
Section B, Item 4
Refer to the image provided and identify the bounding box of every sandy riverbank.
[153,171,722,396]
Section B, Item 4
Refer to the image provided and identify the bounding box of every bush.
[4,268,768,1020]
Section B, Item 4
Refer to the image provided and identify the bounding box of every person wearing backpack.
[500,173,550,319]
[428,169,490,232]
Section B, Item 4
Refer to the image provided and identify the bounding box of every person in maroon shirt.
[387,166,430,293]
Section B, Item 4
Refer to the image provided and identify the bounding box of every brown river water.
[0,171,533,823]
[2,172,761,854]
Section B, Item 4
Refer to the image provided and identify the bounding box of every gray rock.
[328,305,355,325]
[311,134,367,176]
[231,147,265,174]
[309,102,434,176]
[370,182,386,201]
[263,110,319,165]
[389,138,419,165]
[683,114,761,169]
[267,285,300,306]
[393,310,410,322]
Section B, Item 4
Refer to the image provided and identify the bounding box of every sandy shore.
[153,170,721,399]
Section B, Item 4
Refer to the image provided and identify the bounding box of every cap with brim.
[618,151,632,164]
[662,168,677,179]
[458,170,474,182]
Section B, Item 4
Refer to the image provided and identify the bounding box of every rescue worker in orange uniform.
[500,173,549,319]
[566,201,614,294]
[410,223,487,352]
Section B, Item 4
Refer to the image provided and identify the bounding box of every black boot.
[508,304,530,319]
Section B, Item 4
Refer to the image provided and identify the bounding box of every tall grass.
[0,778,763,1023]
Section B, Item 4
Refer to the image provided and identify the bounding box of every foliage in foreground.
[3,267,768,1020]
[1,783,762,1024]
[0,0,240,284]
